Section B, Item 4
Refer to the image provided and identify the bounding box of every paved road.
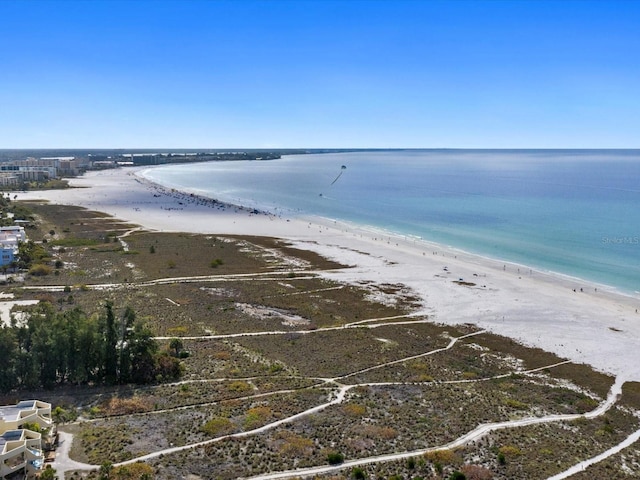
[51,431,96,480]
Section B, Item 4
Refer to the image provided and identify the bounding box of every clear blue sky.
[1,0,639,148]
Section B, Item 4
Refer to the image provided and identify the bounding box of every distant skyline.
[1,0,639,149]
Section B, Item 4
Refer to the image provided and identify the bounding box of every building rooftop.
[0,400,50,423]
[0,430,27,453]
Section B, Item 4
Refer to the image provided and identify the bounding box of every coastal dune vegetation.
[0,201,638,479]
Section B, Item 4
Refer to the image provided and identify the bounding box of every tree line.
[0,301,182,391]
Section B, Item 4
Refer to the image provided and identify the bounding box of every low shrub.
[29,264,52,276]
[327,451,344,465]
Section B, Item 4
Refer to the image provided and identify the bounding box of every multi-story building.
[0,165,55,182]
[0,226,26,268]
[0,227,26,245]
[0,156,83,182]
[0,400,53,479]
[0,175,20,188]
[0,429,43,479]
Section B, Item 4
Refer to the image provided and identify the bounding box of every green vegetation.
[0,301,181,390]
[210,258,224,268]
[448,471,466,480]
[50,237,100,247]
[3,202,637,480]
[0,178,69,192]
[21,421,41,433]
[39,466,57,480]
[201,417,235,437]
[103,462,154,480]
[351,466,366,479]
[52,405,78,424]
[17,240,49,269]
[327,451,345,465]
[28,263,52,276]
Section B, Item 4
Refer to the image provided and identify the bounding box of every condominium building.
[0,401,53,479]
[0,226,26,268]
[0,429,43,479]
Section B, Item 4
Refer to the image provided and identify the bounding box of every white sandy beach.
[14,167,640,382]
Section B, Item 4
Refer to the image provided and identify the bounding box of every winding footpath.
[243,377,628,480]
[38,271,637,479]
[52,326,635,480]
[548,427,640,479]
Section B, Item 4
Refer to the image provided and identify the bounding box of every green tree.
[103,301,118,384]
[52,406,67,424]
[118,306,136,383]
[61,308,83,384]
[74,312,103,384]
[32,320,56,389]
[16,240,47,269]
[129,323,158,384]
[1,301,174,389]
[99,462,113,480]
[169,337,184,357]
[0,328,17,390]
[40,466,57,480]
[351,467,366,479]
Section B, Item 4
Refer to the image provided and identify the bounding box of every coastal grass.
[9,202,638,480]
[465,332,615,398]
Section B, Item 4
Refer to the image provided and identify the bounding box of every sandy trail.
[54,337,620,478]
[244,375,627,480]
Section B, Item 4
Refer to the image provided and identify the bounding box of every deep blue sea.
[141,150,640,294]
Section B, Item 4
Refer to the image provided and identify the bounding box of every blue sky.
[1,0,639,148]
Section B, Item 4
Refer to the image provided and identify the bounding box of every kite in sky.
[330,165,347,186]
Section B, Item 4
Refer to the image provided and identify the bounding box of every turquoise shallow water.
[141,150,640,294]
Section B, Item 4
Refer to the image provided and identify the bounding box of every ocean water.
[141,150,640,294]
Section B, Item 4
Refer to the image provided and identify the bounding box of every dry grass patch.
[462,406,640,479]
[234,323,455,378]
[621,381,640,409]
[571,443,640,479]
[14,202,639,479]
[465,332,614,398]
[99,396,154,416]
[124,233,275,279]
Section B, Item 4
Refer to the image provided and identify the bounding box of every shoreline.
[138,158,640,298]
[138,163,637,299]
[310,215,636,298]
[13,166,640,382]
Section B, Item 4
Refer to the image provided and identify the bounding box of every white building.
[0,400,53,479]
[0,227,26,244]
[0,175,20,187]
[0,429,43,479]
[0,227,25,268]
[0,400,52,433]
